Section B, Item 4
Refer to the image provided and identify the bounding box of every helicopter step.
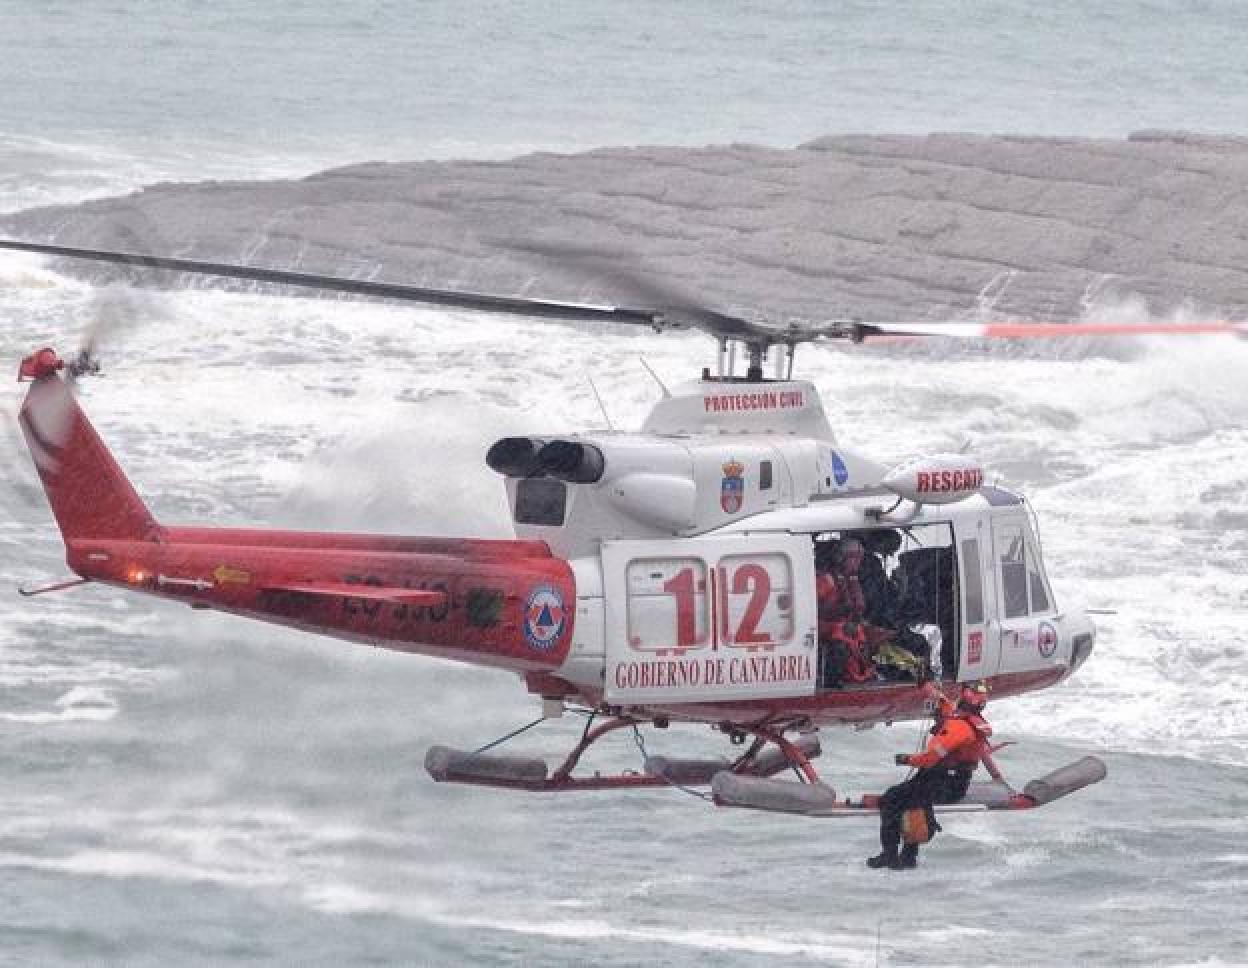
[645,732,822,785]
[425,722,823,793]
[711,755,1106,817]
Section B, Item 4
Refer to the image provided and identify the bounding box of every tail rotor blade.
[66,219,172,381]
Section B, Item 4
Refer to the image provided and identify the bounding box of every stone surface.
[6,131,1248,322]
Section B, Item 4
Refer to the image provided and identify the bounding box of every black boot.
[866,850,897,869]
[895,844,919,869]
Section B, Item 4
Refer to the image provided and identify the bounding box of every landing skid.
[712,756,1107,817]
[424,714,1106,817]
[425,715,822,793]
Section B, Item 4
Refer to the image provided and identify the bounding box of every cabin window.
[1026,541,1052,612]
[720,552,793,646]
[961,538,984,625]
[759,460,773,490]
[999,524,1029,619]
[514,477,566,526]
[626,558,709,653]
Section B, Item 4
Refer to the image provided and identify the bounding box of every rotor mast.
[715,336,798,383]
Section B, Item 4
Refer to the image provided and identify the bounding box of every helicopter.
[6,236,1242,821]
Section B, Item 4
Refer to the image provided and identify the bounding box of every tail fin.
[18,352,161,543]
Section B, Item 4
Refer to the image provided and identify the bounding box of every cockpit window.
[515,478,567,526]
[961,538,985,625]
[999,524,1029,619]
[1026,541,1052,612]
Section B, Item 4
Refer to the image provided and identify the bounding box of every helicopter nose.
[1068,611,1096,673]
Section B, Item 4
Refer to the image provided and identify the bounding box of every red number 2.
[730,563,771,644]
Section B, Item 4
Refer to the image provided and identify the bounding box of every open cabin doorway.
[811,523,958,690]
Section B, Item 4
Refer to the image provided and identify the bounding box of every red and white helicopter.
[6,237,1241,820]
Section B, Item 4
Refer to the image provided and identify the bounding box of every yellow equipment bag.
[875,641,927,677]
[901,807,936,845]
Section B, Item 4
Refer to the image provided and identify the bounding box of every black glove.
[894,753,910,766]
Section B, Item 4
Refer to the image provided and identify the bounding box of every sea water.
[1,3,1246,965]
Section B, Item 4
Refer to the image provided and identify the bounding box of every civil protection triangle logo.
[524,584,566,651]
[720,459,745,514]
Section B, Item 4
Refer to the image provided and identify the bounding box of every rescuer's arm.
[896,719,974,768]
[918,682,957,715]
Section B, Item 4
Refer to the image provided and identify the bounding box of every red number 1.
[662,568,699,648]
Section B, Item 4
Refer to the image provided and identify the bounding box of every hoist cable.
[632,725,713,802]
[472,716,546,755]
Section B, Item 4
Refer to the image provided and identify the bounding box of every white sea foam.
[1,125,1247,965]
[0,686,120,724]
[299,882,878,964]
[2,276,1244,765]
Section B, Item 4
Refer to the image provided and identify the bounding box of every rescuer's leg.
[868,777,917,869]
[893,771,960,869]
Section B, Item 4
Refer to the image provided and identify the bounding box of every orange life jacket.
[816,571,865,622]
[820,619,874,683]
[908,711,990,769]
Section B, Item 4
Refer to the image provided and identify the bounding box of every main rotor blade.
[503,241,768,342]
[0,238,667,329]
[854,320,1246,340]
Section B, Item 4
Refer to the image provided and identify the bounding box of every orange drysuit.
[902,707,991,769]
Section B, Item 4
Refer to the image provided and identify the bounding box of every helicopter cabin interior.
[805,496,1059,693]
[811,524,958,689]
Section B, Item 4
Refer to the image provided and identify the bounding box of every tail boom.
[66,534,576,672]
[19,349,575,673]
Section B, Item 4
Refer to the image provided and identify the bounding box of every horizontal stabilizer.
[262,581,447,607]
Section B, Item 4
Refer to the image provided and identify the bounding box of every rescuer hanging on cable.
[868,681,992,870]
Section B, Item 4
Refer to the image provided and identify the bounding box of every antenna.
[638,356,671,398]
[587,374,615,431]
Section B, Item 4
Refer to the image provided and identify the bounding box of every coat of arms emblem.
[720,459,745,514]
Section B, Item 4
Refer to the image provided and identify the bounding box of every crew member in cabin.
[814,538,864,621]
[868,682,991,870]
[856,529,901,627]
[854,529,925,682]
[815,538,873,687]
